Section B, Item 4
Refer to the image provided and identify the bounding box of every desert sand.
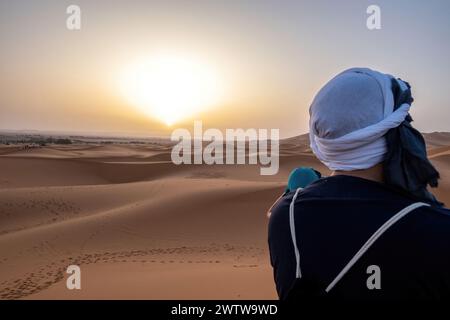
[0,133,448,300]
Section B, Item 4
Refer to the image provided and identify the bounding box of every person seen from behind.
[268,67,450,300]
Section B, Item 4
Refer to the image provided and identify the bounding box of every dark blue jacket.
[268,175,450,300]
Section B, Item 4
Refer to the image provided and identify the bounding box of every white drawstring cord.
[289,187,303,279]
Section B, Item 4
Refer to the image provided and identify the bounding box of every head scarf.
[309,67,441,205]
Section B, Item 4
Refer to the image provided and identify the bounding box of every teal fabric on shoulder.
[286,167,321,192]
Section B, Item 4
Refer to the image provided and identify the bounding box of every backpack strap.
[288,191,430,292]
[325,201,429,292]
[289,188,303,279]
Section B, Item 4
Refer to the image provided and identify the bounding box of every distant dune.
[0,132,448,299]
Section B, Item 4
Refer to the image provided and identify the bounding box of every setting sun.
[119,55,223,125]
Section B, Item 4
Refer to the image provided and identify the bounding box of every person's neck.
[331,163,384,183]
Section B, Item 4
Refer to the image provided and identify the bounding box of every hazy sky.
[1,0,449,138]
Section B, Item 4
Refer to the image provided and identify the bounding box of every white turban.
[309,68,411,171]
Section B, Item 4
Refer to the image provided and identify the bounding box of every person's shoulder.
[268,186,321,231]
[409,204,450,251]
[269,191,294,221]
[268,191,297,244]
[416,204,450,224]
[268,189,307,231]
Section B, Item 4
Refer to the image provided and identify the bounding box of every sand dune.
[0,133,448,299]
[0,179,281,299]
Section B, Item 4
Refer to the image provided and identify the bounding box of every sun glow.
[119,55,223,125]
